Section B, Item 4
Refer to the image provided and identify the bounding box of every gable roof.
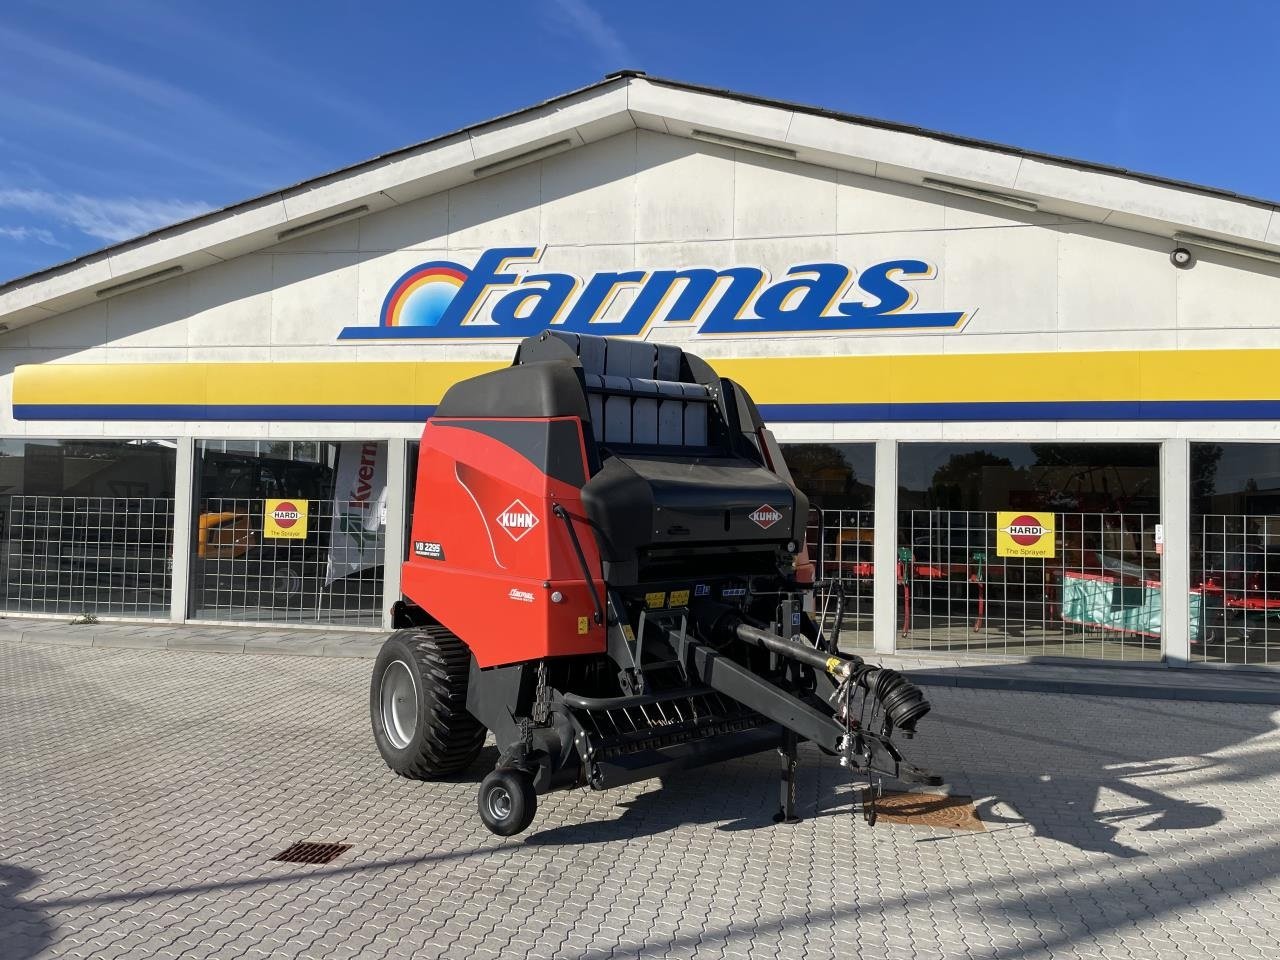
[3,71,1278,331]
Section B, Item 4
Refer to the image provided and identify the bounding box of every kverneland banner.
[326,441,388,584]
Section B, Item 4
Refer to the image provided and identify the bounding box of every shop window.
[781,443,874,649]
[897,443,1161,660]
[0,438,177,618]
[190,440,388,627]
[404,441,420,554]
[1191,442,1280,664]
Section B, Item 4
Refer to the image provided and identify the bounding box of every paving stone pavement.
[2,639,1280,960]
[5,615,1279,704]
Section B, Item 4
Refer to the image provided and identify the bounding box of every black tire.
[370,627,486,779]
[478,769,537,836]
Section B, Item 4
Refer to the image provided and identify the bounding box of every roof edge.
[636,74,1280,211]
[0,74,628,297]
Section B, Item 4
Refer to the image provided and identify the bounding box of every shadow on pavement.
[563,827,1280,960]
[0,864,54,960]
[939,688,1279,858]
[524,776,782,846]
[529,671,1279,861]
[34,846,496,911]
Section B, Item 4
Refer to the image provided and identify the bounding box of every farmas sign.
[338,246,971,340]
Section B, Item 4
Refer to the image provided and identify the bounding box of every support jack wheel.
[478,768,537,837]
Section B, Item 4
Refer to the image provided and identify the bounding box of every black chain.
[532,659,551,724]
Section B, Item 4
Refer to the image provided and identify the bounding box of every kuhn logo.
[750,504,783,530]
[496,499,539,541]
[508,588,535,603]
[272,503,301,527]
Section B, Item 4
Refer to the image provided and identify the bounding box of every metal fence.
[1,495,175,618]
[1194,514,1280,665]
[809,509,874,649]
[191,497,385,626]
[896,510,1163,660]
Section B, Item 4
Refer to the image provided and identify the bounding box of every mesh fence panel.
[191,497,384,627]
[897,510,1162,660]
[1194,514,1280,665]
[1,495,175,617]
[809,508,874,649]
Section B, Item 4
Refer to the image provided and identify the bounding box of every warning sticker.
[645,591,667,610]
[264,499,308,539]
[577,616,590,635]
[669,589,690,607]
[996,511,1056,559]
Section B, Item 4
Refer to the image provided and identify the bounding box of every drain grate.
[870,792,985,831]
[271,842,352,864]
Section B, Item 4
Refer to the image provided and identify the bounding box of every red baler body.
[402,417,606,667]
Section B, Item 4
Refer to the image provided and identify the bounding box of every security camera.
[1170,247,1195,269]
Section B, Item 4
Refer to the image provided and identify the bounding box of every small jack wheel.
[478,769,537,836]
[862,786,878,827]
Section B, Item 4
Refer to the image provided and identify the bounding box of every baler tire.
[478,769,537,836]
[370,627,486,779]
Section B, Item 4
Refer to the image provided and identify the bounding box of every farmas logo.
[378,262,470,330]
[339,246,972,340]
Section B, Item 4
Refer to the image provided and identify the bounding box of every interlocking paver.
[2,638,1279,959]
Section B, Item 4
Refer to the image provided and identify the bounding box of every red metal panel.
[401,417,605,667]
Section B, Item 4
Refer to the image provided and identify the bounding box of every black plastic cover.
[432,419,586,487]
[434,361,589,420]
[581,453,802,582]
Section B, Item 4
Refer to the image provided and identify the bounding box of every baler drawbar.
[370,330,939,835]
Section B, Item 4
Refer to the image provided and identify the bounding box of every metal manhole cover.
[872,792,985,831]
[271,842,352,864]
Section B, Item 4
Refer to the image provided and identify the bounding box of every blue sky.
[1,0,1277,283]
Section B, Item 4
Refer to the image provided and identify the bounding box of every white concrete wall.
[4,129,1280,441]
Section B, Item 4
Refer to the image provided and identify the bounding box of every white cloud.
[0,189,211,243]
[549,0,634,66]
[0,224,65,246]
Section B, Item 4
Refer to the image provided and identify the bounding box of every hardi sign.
[265,499,309,540]
[995,511,1055,559]
[338,246,971,340]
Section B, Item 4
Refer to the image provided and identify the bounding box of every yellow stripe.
[14,360,506,406]
[13,349,1280,407]
[713,352,1146,404]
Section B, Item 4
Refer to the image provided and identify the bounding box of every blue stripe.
[14,399,1280,423]
[336,327,440,340]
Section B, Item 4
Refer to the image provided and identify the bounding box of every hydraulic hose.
[849,666,931,735]
[734,622,854,679]
[701,604,932,736]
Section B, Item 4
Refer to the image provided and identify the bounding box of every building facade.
[2,74,1279,666]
